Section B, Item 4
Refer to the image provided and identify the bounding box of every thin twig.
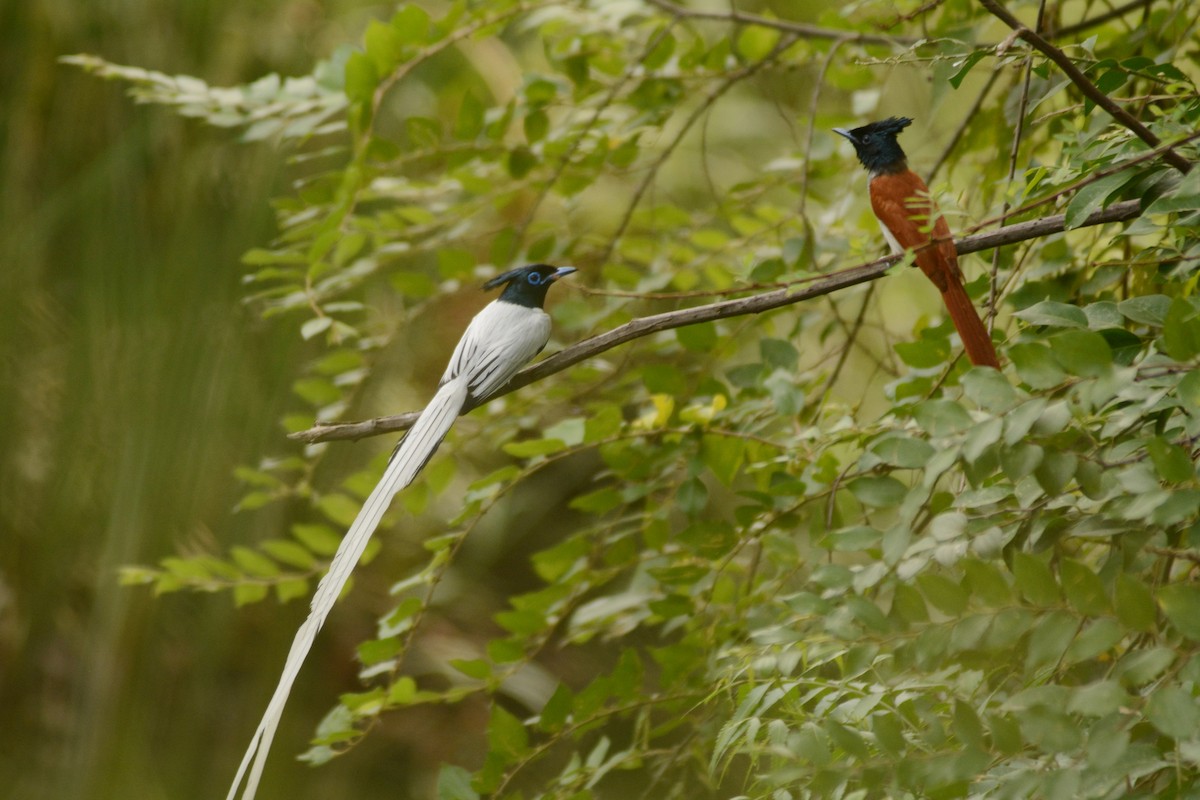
[930,69,1000,180]
[978,0,1191,174]
[644,0,914,46]
[798,38,851,217]
[290,198,1143,444]
[987,0,1044,332]
[1054,0,1153,38]
[598,33,799,267]
[513,23,676,243]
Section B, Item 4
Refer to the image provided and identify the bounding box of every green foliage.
[76,0,1200,797]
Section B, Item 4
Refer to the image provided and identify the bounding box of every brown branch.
[1054,0,1153,38]
[290,199,1142,445]
[644,0,915,46]
[978,0,1192,174]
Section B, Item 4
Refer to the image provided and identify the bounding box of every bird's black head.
[483,263,577,308]
[833,116,913,174]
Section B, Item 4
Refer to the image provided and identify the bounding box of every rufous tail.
[939,279,1000,368]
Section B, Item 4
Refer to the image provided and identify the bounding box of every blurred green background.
[0,1,413,797]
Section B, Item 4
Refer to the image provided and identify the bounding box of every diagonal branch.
[644,0,914,46]
[979,0,1191,174]
[291,199,1143,445]
[1054,0,1153,38]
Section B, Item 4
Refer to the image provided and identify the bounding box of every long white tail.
[228,376,470,800]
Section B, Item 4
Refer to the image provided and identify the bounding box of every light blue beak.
[550,266,577,281]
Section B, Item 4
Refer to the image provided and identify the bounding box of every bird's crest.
[483,263,560,291]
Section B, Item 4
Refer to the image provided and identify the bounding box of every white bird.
[228,264,576,800]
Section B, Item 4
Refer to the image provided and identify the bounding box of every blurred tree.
[40,0,1200,798]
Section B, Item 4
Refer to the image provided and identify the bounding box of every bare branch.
[290,199,1142,445]
[1054,0,1153,38]
[644,0,915,46]
[979,0,1191,174]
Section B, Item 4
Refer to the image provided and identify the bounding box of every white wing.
[442,300,552,402]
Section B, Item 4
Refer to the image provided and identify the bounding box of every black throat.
[498,279,554,308]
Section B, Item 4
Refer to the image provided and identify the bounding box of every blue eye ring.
[526,272,544,285]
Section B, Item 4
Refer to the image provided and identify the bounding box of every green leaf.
[538,683,573,732]
[584,405,622,442]
[677,478,708,515]
[960,368,1020,413]
[316,493,361,527]
[701,435,745,485]
[503,437,566,458]
[892,583,929,623]
[848,475,907,508]
[1118,295,1171,326]
[1001,441,1043,481]
[913,399,974,436]
[1049,329,1112,376]
[1115,647,1176,688]
[948,50,988,89]
[437,765,479,800]
[1086,718,1129,768]
[1064,618,1123,663]
[677,322,717,352]
[364,19,403,75]
[642,28,676,69]
[261,539,316,569]
[455,92,484,139]
[495,608,546,636]
[300,316,333,340]
[1144,166,1200,214]
[870,434,934,468]
[569,487,621,514]
[231,546,280,578]
[1024,611,1077,671]
[1158,583,1200,641]
[917,573,969,615]
[292,523,341,557]
[390,3,430,40]
[961,558,1011,606]
[358,635,403,666]
[1060,559,1110,616]
[1011,552,1059,606]
[1178,370,1200,408]
[1014,300,1088,328]
[1067,680,1127,717]
[988,713,1022,755]
[1018,705,1081,752]
[523,108,548,142]
[760,338,798,368]
[1115,574,1157,632]
[1034,450,1076,495]
[1147,436,1194,483]
[234,582,269,606]
[506,145,538,178]
[1162,297,1200,360]
[1064,171,1136,229]
[1008,343,1066,389]
[872,712,906,755]
[344,50,379,104]
[449,658,491,680]
[827,526,881,552]
[274,578,309,603]
[1145,685,1200,739]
